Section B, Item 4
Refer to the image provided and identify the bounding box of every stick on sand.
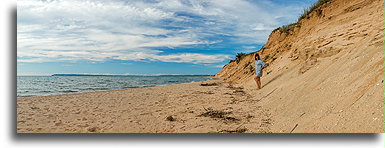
[290,124,298,133]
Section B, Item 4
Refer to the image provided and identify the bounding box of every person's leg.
[257,77,262,89]
[253,76,258,89]
[254,76,261,89]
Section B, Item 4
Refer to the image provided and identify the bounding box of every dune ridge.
[215,0,383,132]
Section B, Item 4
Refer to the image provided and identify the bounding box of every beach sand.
[17,80,272,133]
[17,0,384,133]
[215,0,383,133]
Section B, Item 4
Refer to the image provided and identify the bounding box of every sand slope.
[216,0,383,133]
[17,0,383,133]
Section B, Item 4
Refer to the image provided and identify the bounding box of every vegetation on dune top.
[273,23,299,34]
[235,52,246,63]
[298,0,332,22]
[275,0,332,34]
[227,0,333,66]
[230,51,259,64]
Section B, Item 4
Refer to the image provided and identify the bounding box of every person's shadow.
[263,73,283,87]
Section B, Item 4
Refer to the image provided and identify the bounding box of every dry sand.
[17,80,272,133]
[215,0,383,133]
[17,0,384,133]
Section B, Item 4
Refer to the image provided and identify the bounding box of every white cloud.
[243,46,257,49]
[17,0,306,64]
[121,63,132,65]
[214,64,225,68]
[152,53,231,64]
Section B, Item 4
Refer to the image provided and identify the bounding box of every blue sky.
[17,0,317,75]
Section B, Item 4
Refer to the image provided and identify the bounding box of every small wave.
[18,90,30,93]
[122,86,136,89]
[60,90,78,93]
[17,76,210,97]
[17,95,36,98]
[94,87,110,90]
[39,90,52,93]
[79,87,99,90]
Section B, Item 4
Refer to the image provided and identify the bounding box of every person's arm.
[261,62,268,70]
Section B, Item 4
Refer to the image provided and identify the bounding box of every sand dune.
[216,0,383,133]
[17,0,383,133]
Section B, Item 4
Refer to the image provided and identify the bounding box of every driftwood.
[200,83,218,86]
[290,124,298,133]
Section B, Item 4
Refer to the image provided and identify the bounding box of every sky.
[17,0,317,76]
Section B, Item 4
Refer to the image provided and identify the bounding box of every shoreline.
[17,77,215,98]
[17,79,272,133]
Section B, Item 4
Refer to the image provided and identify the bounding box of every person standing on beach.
[254,53,267,90]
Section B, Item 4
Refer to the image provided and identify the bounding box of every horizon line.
[18,73,215,76]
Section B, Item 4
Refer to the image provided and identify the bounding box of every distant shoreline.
[17,74,214,77]
[17,81,202,98]
[17,76,215,98]
[51,74,214,77]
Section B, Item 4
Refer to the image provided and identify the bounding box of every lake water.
[17,76,211,97]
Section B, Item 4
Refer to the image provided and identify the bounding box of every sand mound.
[215,0,383,132]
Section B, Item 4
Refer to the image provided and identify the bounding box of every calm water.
[17,76,211,97]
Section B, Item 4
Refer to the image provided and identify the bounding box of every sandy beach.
[17,80,272,133]
[17,0,384,133]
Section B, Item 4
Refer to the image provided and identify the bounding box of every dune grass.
[298,0,332,22]
[275,0,332,34]
[235,52,246,63]
[229,0,333,65]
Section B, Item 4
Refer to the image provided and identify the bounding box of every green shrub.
[235,52,246,63]
[276,23,298,34]
[298,0,332,22]
[264,54,270,60]
[274,0,331,34]
[249,66,255,73]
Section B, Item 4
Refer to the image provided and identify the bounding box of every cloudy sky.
[17,0,316,75]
